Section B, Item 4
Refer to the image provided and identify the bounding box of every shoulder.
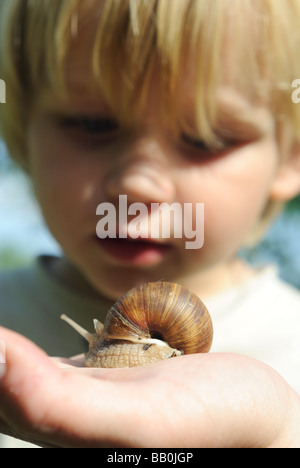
[0,256,106,356]
[0,260,54,339]
[0,263,38,315]
[207,265,300,318]
[0,258,77,354]
[208,266,300,391]
[251,266,300,315]
[210,265,300,334]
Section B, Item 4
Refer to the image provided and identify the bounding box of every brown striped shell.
[61,282,213,368]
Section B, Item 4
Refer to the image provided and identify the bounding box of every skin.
[1,327,300,448]
[26,76,291,301]
[0,74,297,446]
[2,3,300,448]
[21,3,299,301]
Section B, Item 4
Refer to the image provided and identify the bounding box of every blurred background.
[0,140,61,268]
[0,139,300,289]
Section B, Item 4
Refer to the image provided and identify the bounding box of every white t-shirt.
[205,265,300,393]
[0,256,113,357]
[1,257,300,447]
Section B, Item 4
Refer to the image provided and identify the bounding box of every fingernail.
[0,339,6,379]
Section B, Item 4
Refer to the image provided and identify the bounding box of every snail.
[61,281,213,368]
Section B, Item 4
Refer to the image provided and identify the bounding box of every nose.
[104,137,175,204]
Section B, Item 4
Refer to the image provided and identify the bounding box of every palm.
[0,327,299,447]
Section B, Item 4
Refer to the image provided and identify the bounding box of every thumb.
[0,326,139,448]
[0,326,65,445]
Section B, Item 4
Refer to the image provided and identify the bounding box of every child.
[1,0,300,448]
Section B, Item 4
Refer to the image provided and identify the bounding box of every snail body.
[61,281,213,368]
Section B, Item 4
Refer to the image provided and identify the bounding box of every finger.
[51,354,86,368]
[0,327,68,444]
[0,327,132,447]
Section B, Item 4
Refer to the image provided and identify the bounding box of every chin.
[90,269,164,301]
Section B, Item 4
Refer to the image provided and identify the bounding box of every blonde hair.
[1,0,300,239]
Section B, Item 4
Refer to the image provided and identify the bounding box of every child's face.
[26,32,282,300]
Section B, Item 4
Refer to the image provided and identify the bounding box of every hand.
[0,326,299,448]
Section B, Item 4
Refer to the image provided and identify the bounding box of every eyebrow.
[181,87,274,143]
[214,89,273,134]
[38,86,111,115]
[217,88,269,123]
[40,80,273,139]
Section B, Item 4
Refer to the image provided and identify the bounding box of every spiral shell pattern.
[99,281,213,355]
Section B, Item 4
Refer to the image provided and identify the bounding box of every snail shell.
[61,281,213,368]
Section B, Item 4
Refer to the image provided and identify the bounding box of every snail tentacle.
[60,314,95,344]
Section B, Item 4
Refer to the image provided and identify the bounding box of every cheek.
[178,140,278,256]
[27,123,105,242]
[212,151,277,247]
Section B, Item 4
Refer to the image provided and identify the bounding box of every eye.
[181,132,237,154]
[181,133,213,151]
[60,116,119,136]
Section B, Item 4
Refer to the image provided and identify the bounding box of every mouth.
[94,236,173,266]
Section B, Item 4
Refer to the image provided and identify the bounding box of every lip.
[94,236,173,266]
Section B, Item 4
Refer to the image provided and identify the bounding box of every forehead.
[59,65,272,143]
[50,0,276,138]
[62,0,266,92]
[14,0,298,124]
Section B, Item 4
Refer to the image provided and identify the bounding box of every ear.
[270,140,300,202]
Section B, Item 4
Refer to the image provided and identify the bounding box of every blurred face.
[26,30,281,301]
